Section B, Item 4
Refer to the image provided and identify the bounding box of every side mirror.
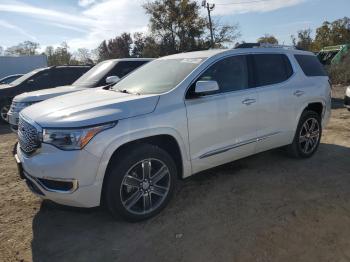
[195,80,219,95]
[106,76,120,84]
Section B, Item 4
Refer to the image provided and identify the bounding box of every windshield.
[73,60,116,87]
[10,68,45,86]
[112,58,203,95]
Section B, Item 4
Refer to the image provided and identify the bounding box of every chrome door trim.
[199,132,281,159]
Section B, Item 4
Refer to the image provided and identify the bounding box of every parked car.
[14,46,331,221]
[0,74,23,84]
[0,65,91,122]
[7,59,152,130]
[345,86,350,111]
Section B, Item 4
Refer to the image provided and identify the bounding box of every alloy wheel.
[299,117,320,154]
[120,158,171,215]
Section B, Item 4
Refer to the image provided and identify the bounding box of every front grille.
[18,117,40,154]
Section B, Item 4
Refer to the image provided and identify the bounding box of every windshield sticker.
[180,58,202,64]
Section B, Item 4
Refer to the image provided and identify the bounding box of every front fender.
[94,127,192,183]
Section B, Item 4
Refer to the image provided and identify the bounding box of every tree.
[210,19,241,48]
[75,48,93,64]
[0,46,3,56]
[143,0,207,55]
[291,29,314,51]
[5,41,40,56]
[257,34,278,44]
[45,42,73,66]
[314,17,350,49]
[97,33,132,61]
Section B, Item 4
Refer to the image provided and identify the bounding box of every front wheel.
[0,103,10,123]
[104,144,177,222]
[288,110,322,158]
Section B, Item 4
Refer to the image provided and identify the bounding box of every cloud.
[0,19,37,40]
[0,2,95,27]
[0,0,148,50]
[212,0,306,16]
[0,0,307,50]
[78,0,96,7]
[68,0,149,50]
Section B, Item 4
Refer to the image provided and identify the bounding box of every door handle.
[242,98,256,105]
[294,90,305,97]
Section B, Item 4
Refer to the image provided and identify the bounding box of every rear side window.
[294,55,327,77]
[54,68,88,86]
[252,54,293,87]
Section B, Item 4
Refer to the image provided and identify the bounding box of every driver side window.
[189,55,248,97]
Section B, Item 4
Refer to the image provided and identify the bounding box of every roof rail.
[235,43,300,50]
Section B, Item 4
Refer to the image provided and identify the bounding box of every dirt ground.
[1,86,350,262]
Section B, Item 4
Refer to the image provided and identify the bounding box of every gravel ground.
[1,85,349,262]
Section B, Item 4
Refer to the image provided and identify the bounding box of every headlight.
[42,122,116,150]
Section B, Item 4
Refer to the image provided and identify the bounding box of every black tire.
[288,110,322,158]
[0,103,10,123]
[104,144,177,222]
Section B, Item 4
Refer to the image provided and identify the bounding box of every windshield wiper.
[116,89,140,95]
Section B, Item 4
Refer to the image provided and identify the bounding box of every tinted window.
[252,54,293,87]
[109,61,148,79]
[196,55,248,94]
[31,71,52,89]
[294,55,327,77]
[53,68,89,86]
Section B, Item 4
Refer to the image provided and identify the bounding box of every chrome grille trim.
[18,116,41,154]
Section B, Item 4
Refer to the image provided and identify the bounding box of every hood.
[21,88,160,128]
[0,84,12,90]
[14,85,86,103]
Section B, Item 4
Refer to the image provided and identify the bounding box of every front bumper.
[7,109,19,131]
[15,143,103,208]
[345,95,350,109]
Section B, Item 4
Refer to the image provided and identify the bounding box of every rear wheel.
[104,144,177,222]
[288,111,322,158]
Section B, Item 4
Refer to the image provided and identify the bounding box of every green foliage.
[292,17,350,51]
[97,33,132,61]
[291,29,315,51]
[5,41,40,56]
[314,17,350,49]
[45,42,73,66]
[257,34,278,44]
[328,51,350,85]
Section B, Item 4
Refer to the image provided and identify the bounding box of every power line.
[201,1,215,48]
[216,0,273,6]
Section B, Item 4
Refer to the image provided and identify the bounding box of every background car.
[345,86,350,111]
[0,74,23,84]
[0,65,91,122]
[7,58,152,130]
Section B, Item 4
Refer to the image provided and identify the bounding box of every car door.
[252,53,296,153]
[185,55,258,174]
[26,70,51,91]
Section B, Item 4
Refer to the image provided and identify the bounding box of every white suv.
[14,47,331,221]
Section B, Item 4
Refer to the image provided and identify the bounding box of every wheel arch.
[95,128,192,187]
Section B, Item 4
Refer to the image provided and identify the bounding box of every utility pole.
[202,1,215,48]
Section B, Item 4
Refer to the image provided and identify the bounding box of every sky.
[0,0,349,52]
